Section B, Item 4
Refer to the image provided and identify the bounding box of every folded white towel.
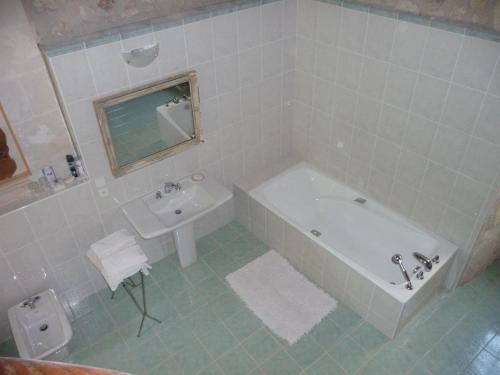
[90,229,136,258]
[87,242,151,291]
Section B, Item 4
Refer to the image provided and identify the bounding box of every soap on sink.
[191,173,205,182]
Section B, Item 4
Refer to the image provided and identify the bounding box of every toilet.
[8,289,72,360]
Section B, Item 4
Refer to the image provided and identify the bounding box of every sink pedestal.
[173,223,197,268]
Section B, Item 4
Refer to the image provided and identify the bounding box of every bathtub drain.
[310,229,322,237]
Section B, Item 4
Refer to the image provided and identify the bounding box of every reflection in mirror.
[94,71,202,177]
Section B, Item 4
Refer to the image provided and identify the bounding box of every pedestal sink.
[121,174,232,267]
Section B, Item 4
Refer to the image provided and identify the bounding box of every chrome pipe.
[391,254,413,290]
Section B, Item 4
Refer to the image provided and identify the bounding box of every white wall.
[0,0,295,342]
[290,0,500,280]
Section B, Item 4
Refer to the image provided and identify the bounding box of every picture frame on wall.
[0,102,31,187]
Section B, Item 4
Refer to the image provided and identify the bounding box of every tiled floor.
[1,221,500,375]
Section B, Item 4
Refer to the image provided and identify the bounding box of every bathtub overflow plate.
[175,209,182,215]
[310,229,322,237]
[40,324,48,332]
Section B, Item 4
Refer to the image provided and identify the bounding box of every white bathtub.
[235,161,458,337]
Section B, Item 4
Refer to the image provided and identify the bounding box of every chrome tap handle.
[413,252,433,271]
[391,254,413,290]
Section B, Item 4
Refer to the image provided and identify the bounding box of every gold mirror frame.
[93,71,202,177]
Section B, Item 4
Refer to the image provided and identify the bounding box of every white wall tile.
[453,36,499,91]
[354,95,381,134]
[185,18,213,66]
[364,13,395,61]
[391,21,429,70]
[378,103,408,144]
[24,197,67,239]
[315,1,340,45]
[402,114,437,157]
[215,54,239,95]
[155,26,188,75]
[359,57,389,99]
[429,125,468,170]
[212,12,237,58]
[296,0,317,39]
[441,84,483,134]
[411,74,449,121]
[262,40,283,78]
[395,149,427,188]
[86,41,128,94]
[460,137,500,185]
[239,47,262,87]
[421,161,456,202]
[336,50,363,90]
[314,45,337,81]
[474,95,500,146]
[421,29,462,80]
[339,7,367,53]
[238,6,261,51]
[50,50,96,103]
[449,174,489,217]
[384,65,417,110]
[261,0,283,42]
[332,85,357,124]
[0,211,35,253]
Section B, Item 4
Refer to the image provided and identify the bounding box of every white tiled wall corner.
[291,0,500,261]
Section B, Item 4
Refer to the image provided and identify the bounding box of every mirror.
[94,71,202,177]
[0,103,31,187]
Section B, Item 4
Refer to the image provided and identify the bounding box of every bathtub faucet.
[413,252,433,271]
[391,254,413,290]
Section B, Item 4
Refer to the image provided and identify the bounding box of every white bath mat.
[226,250,337,344]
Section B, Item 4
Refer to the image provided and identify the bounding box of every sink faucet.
[413,252,433,271]
[391,254,413,290]
[21,295,40,310]
[163,182,181,194]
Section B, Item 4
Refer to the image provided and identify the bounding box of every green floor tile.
[261,349,302,375]
[0,339,18,357]
[209,292,244,321]
[147,354,182,375]
[203,248,240,277]
[185,305,220,337]
[329,304,362,333]
[286,334,325,367]
[329,336,369,374]
[183,261,216,285]
[157,320,196,354]
[356,358,387,375]
[372,345,416,374]
[225,310,263,340]
[199,362,226,375]
[155,270,190,297]
[212,221,246,244]
[75,308,116,343]
[350,322,389,353]
[310,315,345,350]
[174,338,212,374]
[134,336,169,369]
[305,354,345,375]
[243,328,282,364]
[197,235,220,255]
[218,345,257,375]
[199,323,237,359]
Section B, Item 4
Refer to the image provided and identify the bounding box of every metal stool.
[111,271,161,337]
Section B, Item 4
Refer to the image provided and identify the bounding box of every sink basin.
[122,174,232,267]
[143,183,215,229]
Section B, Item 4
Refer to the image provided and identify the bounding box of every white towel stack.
[87,229,151,291]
